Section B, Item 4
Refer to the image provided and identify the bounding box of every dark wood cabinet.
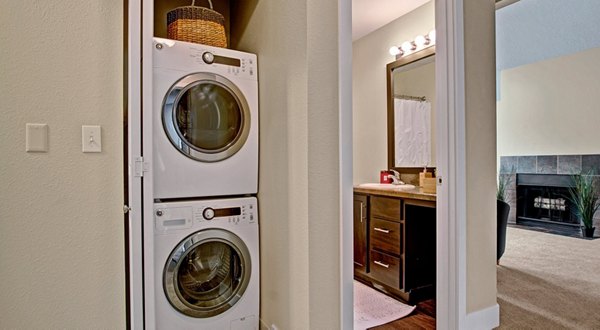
[354,191,436,303]
[370,218,401,255]
[353,194,368,275]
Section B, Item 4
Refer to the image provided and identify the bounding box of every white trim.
[434,0,450,326]
[127,0,144,329]
[338,0,353,329]
[454,0,468,327]
[465,304,500,329]
[435,0,467,328]
[141,0,156,328]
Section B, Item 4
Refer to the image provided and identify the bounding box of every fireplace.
[516,173,579,235]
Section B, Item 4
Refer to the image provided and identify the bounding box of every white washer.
[153,38,258,199]
[153,197,259,329]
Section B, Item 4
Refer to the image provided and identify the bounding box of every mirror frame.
[387,46,436,174]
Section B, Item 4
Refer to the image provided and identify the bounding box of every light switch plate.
[26,123,48,152]
[82,125,102,153]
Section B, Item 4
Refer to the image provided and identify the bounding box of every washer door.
[163,229,252,318]
[163,73,251,162]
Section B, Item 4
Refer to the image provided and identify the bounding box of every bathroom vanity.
[353,184,436,303]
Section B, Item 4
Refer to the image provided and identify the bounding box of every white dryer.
[153,38,258,199]
[153,197,259,329]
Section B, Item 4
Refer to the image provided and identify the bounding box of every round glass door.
[163,73,251,162]
[163,229,251,318]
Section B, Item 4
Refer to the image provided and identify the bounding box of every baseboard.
[465,303,499,329]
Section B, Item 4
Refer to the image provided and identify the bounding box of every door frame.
[126,0,156,329]
[434,0,467,328]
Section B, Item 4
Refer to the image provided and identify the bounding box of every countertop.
[354,184,436,202]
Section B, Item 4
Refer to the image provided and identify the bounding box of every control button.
[202,52,215,64]
[156,210,163,217]
[203,208,215,220]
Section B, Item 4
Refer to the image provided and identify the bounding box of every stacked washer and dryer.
[151,38,259,329]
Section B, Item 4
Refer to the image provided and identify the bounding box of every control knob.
[203,207,215,220]
[202,52,215,64]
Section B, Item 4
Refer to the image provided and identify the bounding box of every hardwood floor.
[371,298,436,329]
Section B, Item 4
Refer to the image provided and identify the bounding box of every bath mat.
[354,281,416,330]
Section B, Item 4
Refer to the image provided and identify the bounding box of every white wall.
[235,1,343,328]
[0,1,125,328]
[353,1,434,184]
[497,47,600,157]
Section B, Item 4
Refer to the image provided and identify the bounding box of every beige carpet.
[354,281,415,330]
[497,227,600,329]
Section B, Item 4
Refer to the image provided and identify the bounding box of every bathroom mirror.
[387,47,436,173]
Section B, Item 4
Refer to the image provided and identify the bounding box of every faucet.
[388,169,405,185]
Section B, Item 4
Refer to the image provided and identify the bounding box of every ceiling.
[352,0,430,41]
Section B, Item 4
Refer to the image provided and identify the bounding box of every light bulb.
[401,41,415,52]
[428,30,436,44]
[414,35,427,47]
[389,46,401,56]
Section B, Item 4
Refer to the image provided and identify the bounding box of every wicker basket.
[167,0,227,48]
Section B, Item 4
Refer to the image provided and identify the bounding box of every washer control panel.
[154,197,258,233]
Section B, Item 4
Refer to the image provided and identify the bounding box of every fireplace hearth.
[516,173,579,236]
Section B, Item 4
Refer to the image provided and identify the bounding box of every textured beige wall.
[497,47,600,157]
[463,0,498,313]
[352,1,434,184]
[0,1,125,328]
[235,1,341,329]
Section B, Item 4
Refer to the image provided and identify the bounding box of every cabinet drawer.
[370,218,401,255]
[370,196,401,222]
[370,250,401,289]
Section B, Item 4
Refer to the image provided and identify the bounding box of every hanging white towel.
[394,99,431,167]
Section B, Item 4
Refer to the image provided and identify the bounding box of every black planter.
[581,226,596,238]
[497,200,510,262]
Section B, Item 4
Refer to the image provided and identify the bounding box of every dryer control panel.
[154,197,258,233]
[153,38,257,80]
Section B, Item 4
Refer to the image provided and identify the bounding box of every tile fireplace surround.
[499,154,600,237]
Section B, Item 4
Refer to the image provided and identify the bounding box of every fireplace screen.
[517,174,578,226]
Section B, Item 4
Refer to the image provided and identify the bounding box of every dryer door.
[163,229,252,318]
[163,73,251,162]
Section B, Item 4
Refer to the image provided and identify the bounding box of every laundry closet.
[128,0,260,328]
[126,1,347,329]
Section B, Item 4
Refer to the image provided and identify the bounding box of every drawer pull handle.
[374,260,390,268]
[374,227,390,234]
[360,202,364,223]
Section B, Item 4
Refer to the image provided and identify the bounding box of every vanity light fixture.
[389,30,436,57]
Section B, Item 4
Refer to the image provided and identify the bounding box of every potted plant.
[568,172,600,238]
[496,173,512,263]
